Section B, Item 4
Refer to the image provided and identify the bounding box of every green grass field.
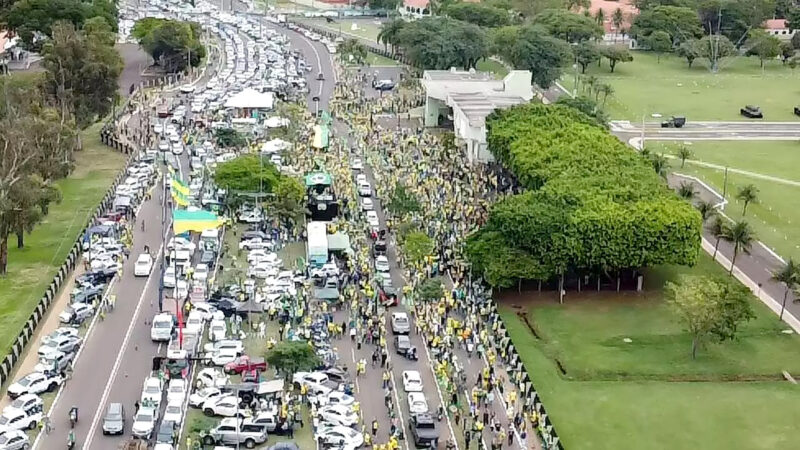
[477,58,509,78]
[562,52,800,121]
[0,123,126,358]
[303,18,383,43]
[653,140,800,261]
[365,52,399,67]
[500,253,800,450]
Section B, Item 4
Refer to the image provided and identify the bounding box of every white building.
[398,0,431,19]
[421,68,533,163]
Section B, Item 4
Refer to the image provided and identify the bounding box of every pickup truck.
[224,356,267,375]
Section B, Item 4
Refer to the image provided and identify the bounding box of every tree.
[647,30,673,62]
[676,38,703,68]
[489,25,522,58]
[132,18,206,72]
[698,34,737,72]
[710,215,725,259]
[214,128,247,148]
[780,41,795,64]
[418,277,444,301]
[612,7,625,34]
[214,154,281,194]
[401,231,435,266]
[677,145,692,167]
[721,220,755,275]
[443,3,510,28]
[265,341,321,378]
[597,83,614,107]
[631,5,703,45]
[594,8,605,26]
[599,45,633,72]
[377,19,405,52]
[368,0,399,9]
[41,20,122,128]
[696,200,717,223]
[3,0,118,48]
[698,0,775,46]
[266,176,306,224]
[650,153,669,177]
[746,29,781,67]
[792,32,800,51]
[564,0,590,11]
[677,182,696,200]
[337,39,368,65]
[555,95,609,127]
[575,41,601,73]
[394,17,488,69]
[11,175,61,249]
[736,184,758,216]
[502,25,573,88]
[666,275,754,359]
[772,258,799,320]
[534,9,603,43]
[386,183,420,217]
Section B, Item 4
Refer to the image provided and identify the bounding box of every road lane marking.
[82,243,164,450]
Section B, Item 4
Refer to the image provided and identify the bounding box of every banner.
[172,210,224,234]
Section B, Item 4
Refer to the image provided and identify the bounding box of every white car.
[239,238,273,251]
[293,371,329,388]
[204,340,244,355]
[131,407,158,438]
[318,404,358,427]
[0,407,41,434]
[202,395,244,417]
[402,371,423,392]
[355,174,367,185]
[361,198,373,211]
[0,430,30,449]
[316,424,364,448]
[351,158,363,170]
[366,210,379,228]
[163,401,184,425]
[168,237,196,254]
[151,313,174,342]
[207,348,239,366]
[375,255,390,272]
[314,391,355,408]
[3,394,43,418]
[8,372,62,398]
[248,262,279,279]
[194,263,209,282]
[209,320,227,342]
[167,379,188,404]
[153,123,163,134]
[195,368,229,389]
[190,303,218,321]
[163,266,177,288]
[189,387,223,408]
[171,144,184,155]
[41,327,79,347]
[140,377,164,407]
[407,392,429,414]
[246,250,280,265]
[358,182,372,197]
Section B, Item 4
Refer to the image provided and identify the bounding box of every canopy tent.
[224,88,275,110]
[172,210,225,234]
[264,116,290,128]
[304,172,332,187]
[312,124,329,149]
[261,138,291,154]
[327,233,353,256]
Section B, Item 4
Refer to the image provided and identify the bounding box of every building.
[399,0,431,19]
[764,19,795,40]
[421,68,533,163]
[588,0,639,48]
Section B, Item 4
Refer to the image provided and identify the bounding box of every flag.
[171,178,190,197]
[171,189,189,207]
[172,210,225,234]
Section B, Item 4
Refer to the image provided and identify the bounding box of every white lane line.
[418,330,460,450]
[82,243,164,450]
[388,367,410,450]
[287,27,323,97]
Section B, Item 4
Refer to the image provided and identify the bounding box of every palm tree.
[651,153,669,178]
[736,184,758,216]
[595,8,605,26]
[377,19,405,53]
[677,182,696,200]
[584,75,598,97]
[612,8,624,35]
[772,258,799,320]
[677,146,692,168]
[710,215,725,259]
[599,83,614,108]
[696,200,717,223]
[721,220,755,276]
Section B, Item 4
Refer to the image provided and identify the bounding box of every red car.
[224,356,267,375]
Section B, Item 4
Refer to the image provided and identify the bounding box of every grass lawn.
[652,140,800,261]
[477,59,509,78]
[499,252,800,450]
[303,18,383,43]
[365,52,399,67]
[0,123,126,358]
[561,52,800,121]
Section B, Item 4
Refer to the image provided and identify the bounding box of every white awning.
[224,88,275,109]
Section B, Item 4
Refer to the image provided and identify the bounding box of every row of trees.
[465,103,702,288]
[0,17,122,273]
[132,18,206,73]
[1,0,118,49]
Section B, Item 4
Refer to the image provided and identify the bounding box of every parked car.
[134,253,154,276]
[102,403,125,435]
[0,430,30,450]
[203,417,268,448]
[402,370,423,393]
[131,407,158,439]
[391,312,410,335]
[225,356,267,375]
[408,413,439,448]
[59,303,94,325]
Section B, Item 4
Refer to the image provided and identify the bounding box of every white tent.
[224,88,275,110]
[264,116,290,128]
[261,138,291,154]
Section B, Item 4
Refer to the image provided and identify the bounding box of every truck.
[306,221,328,267]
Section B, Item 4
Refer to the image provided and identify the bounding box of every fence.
[0,120,139,388]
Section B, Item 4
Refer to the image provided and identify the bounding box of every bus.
[307,221,328,267]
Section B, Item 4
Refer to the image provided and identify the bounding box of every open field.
[364,52,399,67]
[499,253,800,450]
[561,52,800,121]
[652,140,800,261]
[302,17,384,42]
[0,123,126,358]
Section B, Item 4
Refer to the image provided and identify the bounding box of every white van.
[150,313,174,342]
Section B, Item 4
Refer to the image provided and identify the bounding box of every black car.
[321,366,349,385]
[156,420,178,445]
[77,268,115,285]
[200,250,217,267]
[409,413,439,448]
[71,285,104,304]
[242,230,268,241]
[373,239,387,257]
[214,299,248,318]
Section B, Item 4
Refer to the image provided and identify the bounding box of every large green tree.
[132,18,206,72]
[497,24,573,88]
[647,30,674,62]
[214,154,281,194]
[3,0,117,48]
[443,3,511,28]
[746,29,781,67]
[266,341,321,378]
[631,5,703,45]
[599,45,634,72]
[394,17,488,69]
[574,41,601,73]
[534,8,603,43]
[377,18,406,52]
